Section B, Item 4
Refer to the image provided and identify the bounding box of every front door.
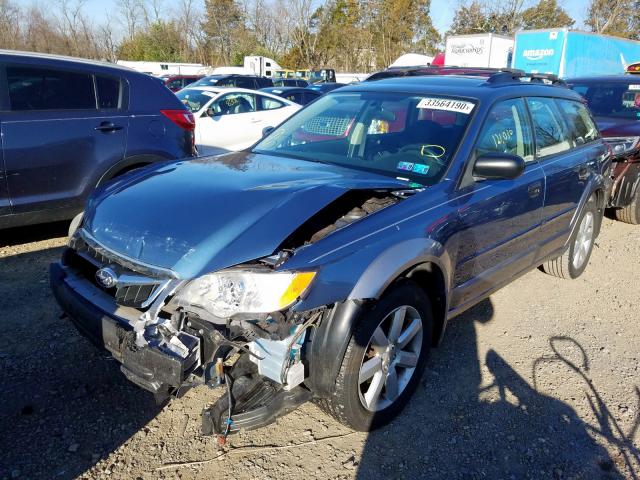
[1,65,127,214]
[451,98,545,311]
[197,92,259,155]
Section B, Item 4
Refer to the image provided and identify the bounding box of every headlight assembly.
[605,136,640,157]
[175,270,316,318]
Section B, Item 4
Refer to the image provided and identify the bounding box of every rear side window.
[96,76,122,109]
[8,66,95,111]
[260,95,285,110]
[556,99,599,145]
[526,97,572,159]
[475,98,535,162]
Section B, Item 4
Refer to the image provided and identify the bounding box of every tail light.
[161,109,197,155]
[161,109,195,131]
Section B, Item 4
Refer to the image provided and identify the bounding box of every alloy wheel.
[572,211,594,270]
[358,305,423,412]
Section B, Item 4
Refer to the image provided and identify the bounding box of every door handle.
[95,122,123,133]
[528,183,542,198]
[578,166,589,180]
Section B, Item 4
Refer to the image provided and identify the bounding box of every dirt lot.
[0,217,638,480]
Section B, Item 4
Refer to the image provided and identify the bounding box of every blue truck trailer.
[513,29,640,78]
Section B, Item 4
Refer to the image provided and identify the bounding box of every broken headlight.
[175,270,316,318]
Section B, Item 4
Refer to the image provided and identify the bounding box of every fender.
[96,154,172,187]
[564,172,607,247]
[306,237,452,397]
[348,237,451,300]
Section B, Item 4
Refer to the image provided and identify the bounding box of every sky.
[30,0,589,36]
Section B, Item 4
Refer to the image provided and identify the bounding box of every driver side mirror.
[473,153,525,180]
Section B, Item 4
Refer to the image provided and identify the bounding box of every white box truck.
[445,33,514,68]
[243,56,282,77]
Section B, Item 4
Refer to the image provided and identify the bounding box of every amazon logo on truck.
[523,49,555,61]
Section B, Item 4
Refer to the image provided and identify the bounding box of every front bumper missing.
[50,262,199,399]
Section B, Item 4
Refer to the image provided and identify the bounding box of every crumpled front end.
[51,186,408,433]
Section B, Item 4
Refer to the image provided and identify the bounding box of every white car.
[176,87,301,155]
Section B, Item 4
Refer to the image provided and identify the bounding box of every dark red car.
[568,69,640,224]
[163,74,204,92]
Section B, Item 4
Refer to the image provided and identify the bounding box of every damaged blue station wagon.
[51,72,611,434]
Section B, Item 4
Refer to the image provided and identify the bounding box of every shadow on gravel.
[0,245,162,480]
[0,221,69,248]
[356,299,627,479]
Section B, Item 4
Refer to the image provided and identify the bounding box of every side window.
[260,95,285,110]
[166,79,182,90]
[556,99,600,145]
[526,97,572,158]
[211,93,256,115]
[7,66,95,111]
[96,76,122,109]
[475,98,535,162]
[235,77,254,89]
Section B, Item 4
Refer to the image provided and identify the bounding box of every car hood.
[595,116,640,135]
[83,152,410,278]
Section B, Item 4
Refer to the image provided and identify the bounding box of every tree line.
[0,0,638,72]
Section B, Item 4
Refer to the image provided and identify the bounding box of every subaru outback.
[51,72,610,434]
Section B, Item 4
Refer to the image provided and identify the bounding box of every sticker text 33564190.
[416,97,475,114]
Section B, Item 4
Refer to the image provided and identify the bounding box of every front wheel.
[318,281,432,431]
[540,195,597,279]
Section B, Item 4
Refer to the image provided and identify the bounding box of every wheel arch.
[95,154,171,187]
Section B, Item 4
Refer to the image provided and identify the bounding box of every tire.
[317,280,433,431]
[614,188,640,225]
[541,195,597,279]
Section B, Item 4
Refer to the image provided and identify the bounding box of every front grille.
[65,238,170,309]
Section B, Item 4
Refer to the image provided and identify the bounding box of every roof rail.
[485,71,566,86]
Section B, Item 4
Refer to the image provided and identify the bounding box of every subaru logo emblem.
[95,267,118,289]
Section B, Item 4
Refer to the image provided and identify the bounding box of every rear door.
[2,64,128,214]
[526,97,603,260]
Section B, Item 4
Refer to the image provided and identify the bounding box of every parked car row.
[49,66,621,437]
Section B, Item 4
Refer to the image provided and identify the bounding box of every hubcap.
[573,211,594,269]
[358,305,423,412]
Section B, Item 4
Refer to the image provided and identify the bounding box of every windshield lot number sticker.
[417,98,475,114]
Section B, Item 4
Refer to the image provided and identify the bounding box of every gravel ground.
[0,217,638,480]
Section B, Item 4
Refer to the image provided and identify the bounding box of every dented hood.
[84,152,409,278]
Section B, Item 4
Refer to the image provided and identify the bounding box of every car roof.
[336,75,582,101]
[0,49,135,74]
[182,86,297,104]
[261,87,306,94]
[567,76,640,84]
[183,86,224,94]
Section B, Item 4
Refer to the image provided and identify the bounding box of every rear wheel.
[614,188,640,225]
[541,195,597,279]
[318,281,432,431]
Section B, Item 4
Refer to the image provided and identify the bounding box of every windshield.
[571,82,640,120]
[253,91,476,186]
[175,89,216,112]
